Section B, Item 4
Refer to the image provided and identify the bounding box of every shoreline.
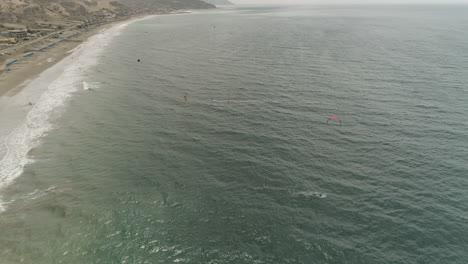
[0,16,137,96]
[0,10,197,96]
[0,14,152,211]
[0,10,199,212]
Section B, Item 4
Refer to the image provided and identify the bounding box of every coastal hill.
[0,0,130,26]
[116,0,215,11]
[0,0,215,27]
[202,0,234,5]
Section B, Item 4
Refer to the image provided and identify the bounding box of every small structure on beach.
[8,30,27,39]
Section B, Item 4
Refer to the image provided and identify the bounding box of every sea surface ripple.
[0,5,467,264]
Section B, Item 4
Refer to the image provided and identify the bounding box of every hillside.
[0,0,129,26]
[0,0,215,27]
[116,0,215,11]
[202,0,233,5]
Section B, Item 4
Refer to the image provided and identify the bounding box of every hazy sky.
[232,0,468,4]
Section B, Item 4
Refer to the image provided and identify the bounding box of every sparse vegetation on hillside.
[0,0,129,26]
[0,0,215,27]
[116,0,215,11]
[202,0,233,5]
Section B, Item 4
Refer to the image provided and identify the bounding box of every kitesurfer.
[326,116,342,126]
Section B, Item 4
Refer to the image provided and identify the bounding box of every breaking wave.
[0,21,131,213]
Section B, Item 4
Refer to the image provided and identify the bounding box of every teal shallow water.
[1,5,468,264]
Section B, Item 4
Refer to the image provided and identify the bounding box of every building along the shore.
[8,30,27,39]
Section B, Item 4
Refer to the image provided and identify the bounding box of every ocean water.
[1,5,468,264]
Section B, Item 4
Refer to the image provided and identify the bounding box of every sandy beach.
[0,15,145,204]
[0,23,116,96]
[0,11,197,206]
[0,11,191,96]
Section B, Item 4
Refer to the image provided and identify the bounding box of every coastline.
[0,10,198,212]
[0,10,196,96]
[0,17,133,96]
[0,14,152,212]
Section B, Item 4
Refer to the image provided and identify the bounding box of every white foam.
[0,20,134,212]
[83,81,90,90]
[0,198,6,213]
[293,190,327,199]
[67,45,82,54]
[82,81,100,90]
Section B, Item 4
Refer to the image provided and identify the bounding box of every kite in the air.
[326,116,342,126]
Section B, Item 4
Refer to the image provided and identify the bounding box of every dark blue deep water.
[1,5,468,264]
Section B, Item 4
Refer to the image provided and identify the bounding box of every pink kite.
[326,116,342,126]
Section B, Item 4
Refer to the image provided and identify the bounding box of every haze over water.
[1,5,468,264]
